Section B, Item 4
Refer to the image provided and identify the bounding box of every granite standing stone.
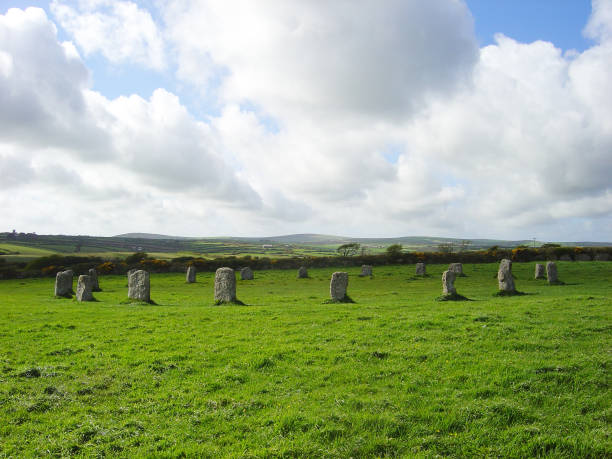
[128,270,150,302]
[442,270,456,295]
[186,265,196,283]
[497,259,515,292]
[54,270,73,297]
[330,272,349,301]
[360,265,373,277]
[76,275,93,302]
[546,262,558,284]
[240,267,254,280]
[297,266,308,278]
[215,267,236,303]
[415,263,426,276]
[88,268,101,291]
[534,263,545,279]
[449,263,464,276]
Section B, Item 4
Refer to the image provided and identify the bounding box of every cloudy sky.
[1,0,611,241]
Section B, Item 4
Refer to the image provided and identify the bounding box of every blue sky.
[1,1,611,241]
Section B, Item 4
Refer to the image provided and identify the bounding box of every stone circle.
[497,259,515,292]
[240,267,254,280]
[534,263,545,279]
[76,275,93,302]
[88,268,101,291]
[442,270,456,295]
[128,270,150,302]
[215,267,236,303]
[546,262,558,284]
[54,270,73,297]
[449,263,464,276]
[186,265,196,283]
[330,272,349,301]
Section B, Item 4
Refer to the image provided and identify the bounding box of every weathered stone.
[186,266,196,283]
[330,272,349,301]
[449,263,463,276]
[240,267,254,280]
[128,270,150,302]
[54,270,73,297]
[576,253,591,261]
[559,254,572,261]
[297,266,308,278]
[534,263,545,279]
[442,270,456,295]
[215,267,236,303]
[88,268,100,291]
[415,263,426,276]
[359,265,373,277]
[76,275,93,301]
[594,253,610,261]
[546,262,558,284]
[127,269,136,278]
[497,259,515,292]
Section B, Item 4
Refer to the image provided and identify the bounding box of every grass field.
[0,262,610,457]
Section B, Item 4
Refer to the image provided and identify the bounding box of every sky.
[0,0,611,242]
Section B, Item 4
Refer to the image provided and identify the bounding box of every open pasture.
[0,262,610,457]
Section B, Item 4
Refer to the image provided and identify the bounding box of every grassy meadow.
[0,262,610,457]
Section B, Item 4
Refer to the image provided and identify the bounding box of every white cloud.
[165,0,478,121]
[1,2,611,241]
[51,0,165,70]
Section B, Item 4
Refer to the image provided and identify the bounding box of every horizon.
[4,229,611,245]
[1,1,611,241]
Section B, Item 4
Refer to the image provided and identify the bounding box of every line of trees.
[0,245,610,280]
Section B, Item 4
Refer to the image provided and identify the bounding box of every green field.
[0,262,610,457]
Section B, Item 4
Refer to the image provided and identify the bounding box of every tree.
[337,243,360,257]
[386,244,403,258]
[438,242,454,254]
[458,240,472,252]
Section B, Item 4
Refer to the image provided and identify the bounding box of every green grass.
[0,262,610,457]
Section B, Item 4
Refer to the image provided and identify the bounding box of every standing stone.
[54,270,73,297]
[330,272,349,301]
[76,275,93,302]
[497,259,516,292]
[360,265,373,277]
[415,263,426,276]
[449,263,464,276]
[215,267,236,303]
[88,268,101,291]
[240,267,254,280]
[186,265,196,283]
[534,263,545,279]
[297,266,308,278]
[128,270,150,302]
[442,270,456,295]
[546,262,558,284]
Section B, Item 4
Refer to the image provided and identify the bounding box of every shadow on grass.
[493,290,527,297]
[436,292,471,302]
[323,295,356,304]
[214,299,246,306]
[119,298,158,305]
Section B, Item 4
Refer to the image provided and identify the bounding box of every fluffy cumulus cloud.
[50,0,165,70]
[1,1,612,240]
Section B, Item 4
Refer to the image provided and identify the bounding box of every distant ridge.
[114,233,193,240]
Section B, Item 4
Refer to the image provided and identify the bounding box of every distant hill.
[114,233,193,240]
[1,231,610,262]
